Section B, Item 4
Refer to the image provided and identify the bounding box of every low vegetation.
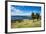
[11,19,41,28]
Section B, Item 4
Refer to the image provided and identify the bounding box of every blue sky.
[11,5,41,16]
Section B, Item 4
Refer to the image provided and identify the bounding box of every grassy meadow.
[11,19,41,28]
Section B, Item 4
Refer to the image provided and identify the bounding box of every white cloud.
[11,8,23,16]
[11,10,32,16]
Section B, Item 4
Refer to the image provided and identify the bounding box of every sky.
[11,5,41,16]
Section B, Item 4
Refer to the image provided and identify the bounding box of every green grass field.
[11,19,41,28]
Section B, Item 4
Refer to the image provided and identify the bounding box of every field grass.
[11,19,41,28]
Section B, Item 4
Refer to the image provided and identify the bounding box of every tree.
[36,13,40,21]
[31,12,35,22]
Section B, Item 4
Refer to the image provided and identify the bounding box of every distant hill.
[11,16,32,20]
